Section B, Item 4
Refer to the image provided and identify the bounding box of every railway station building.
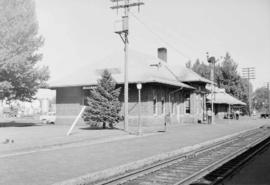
[206,86,246,119]
[50,48,211,126]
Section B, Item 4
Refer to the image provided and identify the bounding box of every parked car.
[3,107,18,118]
[260,113,270,119]
[40,112,56,124]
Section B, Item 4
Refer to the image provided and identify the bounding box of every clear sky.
[35,0,270,89]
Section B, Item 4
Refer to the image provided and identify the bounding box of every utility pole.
[110,0,144,132]
[0,90,3,118]
[267,82,270,115]
[207,53,216,124]
[242,67,255,116]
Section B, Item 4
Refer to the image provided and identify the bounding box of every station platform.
[1,118,269,185]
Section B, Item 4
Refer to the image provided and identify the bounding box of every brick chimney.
[157,47,167,62]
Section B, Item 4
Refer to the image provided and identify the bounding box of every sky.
[35,0,270,89]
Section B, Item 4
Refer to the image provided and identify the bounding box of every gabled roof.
[207,93,246,105]
[167,64,212,84]
[49,50,194,89]
[206,86,246,105]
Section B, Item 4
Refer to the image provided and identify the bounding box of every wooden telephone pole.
[207,53,216,124]
[267,82,270,114]
[242,67,255,116]
[110,0,144,131]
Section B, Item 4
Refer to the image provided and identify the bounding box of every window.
[153,97,157,115]
[153,89,158,115]
[161,98,165,114]
[185,93,191,114]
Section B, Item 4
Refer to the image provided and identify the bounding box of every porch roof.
[207,92,246,105]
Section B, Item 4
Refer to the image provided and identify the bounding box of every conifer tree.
[83,70,122,128]
[187,53,249,108]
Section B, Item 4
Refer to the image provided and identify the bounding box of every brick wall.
[190,92,204,123]
[55,87,84,125]
[216,104,228,119]
[54,83,205,126]
[123,83,199,126]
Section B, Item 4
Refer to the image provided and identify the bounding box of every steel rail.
[92,127,267,185]
[174,132,270,185]
[208,136,270,185]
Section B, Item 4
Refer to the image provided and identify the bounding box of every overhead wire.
[130,11,192,60]
[130,11,230,64]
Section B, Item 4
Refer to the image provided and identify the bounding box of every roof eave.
[49,80,195,90]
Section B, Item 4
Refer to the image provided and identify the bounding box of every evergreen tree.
[192,59,211,80]
[0,0,49,101]
[185,60,191,68]
[188,53,249,111]
[252,86,269,112]
[83,70,122,128]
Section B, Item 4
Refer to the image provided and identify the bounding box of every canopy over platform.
[206,87,246,106]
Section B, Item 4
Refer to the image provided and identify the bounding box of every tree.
[189,59,211,80]
[252,87,269,113]
[219,53,240,95]
[0,0,49,101]
[185,60,191,68]
[187,53,249,111]
[83,70,122,129]
[218,53,250,110]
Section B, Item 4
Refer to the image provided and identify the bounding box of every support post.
[67,106,86,136]
[228,104,231,122]
[138,88,141,135]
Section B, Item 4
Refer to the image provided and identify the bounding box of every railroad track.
[192,128,270,185]
[93,126,270,185]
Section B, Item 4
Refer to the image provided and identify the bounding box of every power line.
[130,12,192,60]
[139,16,204,57]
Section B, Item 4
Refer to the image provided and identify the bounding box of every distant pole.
[0,90,3,118]
[211,62,215,124]
[267,82,270,114]
[110,0,144,132]
[207,53,215,124]
[242,67,255,116]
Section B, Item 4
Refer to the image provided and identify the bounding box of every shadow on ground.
[0,121,41,127]
[79,126,122,130]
